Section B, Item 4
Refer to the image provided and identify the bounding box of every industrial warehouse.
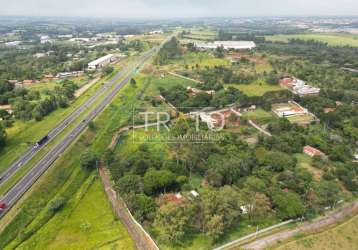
[195,41,256,50]
[87,54,115,70]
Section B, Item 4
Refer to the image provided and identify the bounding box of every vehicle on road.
[0,202,7,210]
[34,135,50,148]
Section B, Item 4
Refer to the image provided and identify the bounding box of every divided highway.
[0,42,163,217]
[0,61,130,185]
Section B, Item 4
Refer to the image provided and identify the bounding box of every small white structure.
[240,205,253,215]
[354,154,358,162]
[190,190,199,198]
[88,54,115,70]
[195,41,256,50]
[56,71,83,78]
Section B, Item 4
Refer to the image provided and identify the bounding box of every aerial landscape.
[0,0,357,249]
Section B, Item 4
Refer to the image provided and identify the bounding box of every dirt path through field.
[243,201,358,249]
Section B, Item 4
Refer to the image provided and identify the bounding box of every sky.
[0,0,357,18]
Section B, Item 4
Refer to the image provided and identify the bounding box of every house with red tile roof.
[303,145,325,157]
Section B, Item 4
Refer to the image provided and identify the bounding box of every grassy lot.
[181,28,217,41]
[16,177,134,250]
[265,33,358,47]
[146,74,196,96]
[273,214,358,250]
[163,52,230,71]
[294,153,323,181]
[286,113,317,125]
[226,82,283,97]
[242,108,275,124]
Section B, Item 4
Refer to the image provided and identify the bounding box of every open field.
[17,177,134,250]
[265,33,358,47]
[242,108,275,124]
[273,213,358,250]
[226,82,283,96]
[287,113,317,125]
[294,153,323,181]
[163,52,230,71]
[181,28,217,41]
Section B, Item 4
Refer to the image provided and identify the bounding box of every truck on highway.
[34,135,50,148]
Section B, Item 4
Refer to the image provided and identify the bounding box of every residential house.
[303,145,325,157]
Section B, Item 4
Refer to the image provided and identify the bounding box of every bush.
[48,197,66,213]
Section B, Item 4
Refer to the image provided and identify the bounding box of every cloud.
[0,0,357,18]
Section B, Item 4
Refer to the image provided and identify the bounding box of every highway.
[0,62,128,185]
[0,40,163,217]
[0,47,158,187]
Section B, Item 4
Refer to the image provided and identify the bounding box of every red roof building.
[303,146,325,157]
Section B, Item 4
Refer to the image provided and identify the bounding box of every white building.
[149,30,163,35]
[87,54,115,70]
[195,41,256,50]
[291,78,320,96]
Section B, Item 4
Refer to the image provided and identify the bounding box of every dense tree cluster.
[154,37,183,65]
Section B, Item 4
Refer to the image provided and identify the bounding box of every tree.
[201,186,242,233]
[214,45,225,58]
[143,169,177,195]
[130,78,137,87]
[272,191,305,219]
[206,215,225,241]
[0,122,6,150]
[126,193,157,222]
[115,174,142,194]
[80,150,98,170]
[103,66,114,75]
[154,202,191,243]
[316,180,341,208]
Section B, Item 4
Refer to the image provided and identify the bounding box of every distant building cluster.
[195,41,256,50]
[280,77,320,97]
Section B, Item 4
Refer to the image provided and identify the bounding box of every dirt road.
[243,201,358,249]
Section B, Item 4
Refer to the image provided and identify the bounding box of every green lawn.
[265,33,358,47]
[16,178,134,250]
[164,52,230,71]
[286,113,317,125]
[242,108,275,124]
[226,82,283,96]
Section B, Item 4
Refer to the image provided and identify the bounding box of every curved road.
[0,40,165,217]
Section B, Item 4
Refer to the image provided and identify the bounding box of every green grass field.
[265,33,358,47]
[16,177,134,250]
[226,82,283,96]
[163,52,230,71]
[242,108,275,124]
[273,214,358,250]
